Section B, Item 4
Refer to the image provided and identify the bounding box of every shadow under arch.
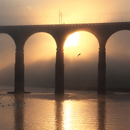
[106,30,130,92]
[64,31,99,91]
[24,32,56,92]
[0,33,15,91]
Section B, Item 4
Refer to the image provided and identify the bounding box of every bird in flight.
[77,53,81,57]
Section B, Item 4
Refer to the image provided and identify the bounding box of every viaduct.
[0,22,130,94]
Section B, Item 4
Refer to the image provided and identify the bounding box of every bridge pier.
[55,44,64,94]
[14,45,24,93]
[53,32,66,95]
[98,44,106,94]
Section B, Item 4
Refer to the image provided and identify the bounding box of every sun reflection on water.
[61,99,98,130]
[63,101,72,130]
[1,91,130,130]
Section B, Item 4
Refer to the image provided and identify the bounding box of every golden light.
[24,33,56,65]
[64,31,98,60]
[62,100,98,130]
[63,101,71,129]
[64,32,79,48]
[0,34,15,70]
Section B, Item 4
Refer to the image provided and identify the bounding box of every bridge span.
[1,22,130,94]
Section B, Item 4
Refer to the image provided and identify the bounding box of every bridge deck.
[0,21,130,27]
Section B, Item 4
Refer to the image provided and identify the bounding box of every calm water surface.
[0,87,130,130]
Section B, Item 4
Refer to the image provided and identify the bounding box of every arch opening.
[106,30,130,92]
[24,32,56,92]
[0,33,15,90]
[64,31,99,91]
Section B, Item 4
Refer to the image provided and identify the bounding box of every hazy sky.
[0,0,130,25]
[0,0,130,90]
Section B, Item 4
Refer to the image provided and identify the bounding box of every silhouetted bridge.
[1,22,130,94]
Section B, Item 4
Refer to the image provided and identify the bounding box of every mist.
[106,30,130,91]
[0,29,130,92]
[0,0,130,92]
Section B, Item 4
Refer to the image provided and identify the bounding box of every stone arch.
[106,30,130,91]
[24,32,56,92]
[63,31,99,91]
[0,33,15,90]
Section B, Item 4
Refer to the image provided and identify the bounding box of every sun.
[64,31,99,59]
[64,32,79,48]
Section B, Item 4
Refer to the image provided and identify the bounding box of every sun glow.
[64,32,79,48]
[24,33,56,65]
[64,31,98,59]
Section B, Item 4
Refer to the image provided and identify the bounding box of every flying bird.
[77,53,81,57]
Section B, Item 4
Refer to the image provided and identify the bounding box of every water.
[0,87,130,130]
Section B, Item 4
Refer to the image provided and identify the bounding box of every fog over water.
[1,1,130,130]
[0,0,130,91]
[0,30,130,91]
[1,88,130,130]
